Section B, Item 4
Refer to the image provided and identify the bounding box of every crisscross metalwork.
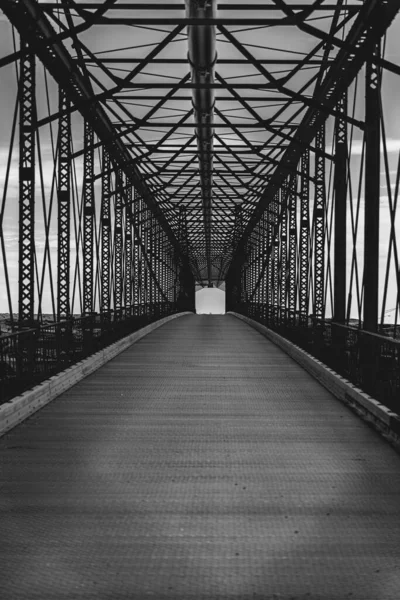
[1,0,400,408]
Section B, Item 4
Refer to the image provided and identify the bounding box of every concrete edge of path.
[0,311,193,438]
[228,311,400,452]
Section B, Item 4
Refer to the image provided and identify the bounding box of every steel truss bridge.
[0,0,400,411]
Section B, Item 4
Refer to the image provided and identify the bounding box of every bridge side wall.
[0,312,193,439]
[229,312,400,453]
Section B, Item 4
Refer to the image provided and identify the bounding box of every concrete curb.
[0,311,193,438]
[228,311,400,451]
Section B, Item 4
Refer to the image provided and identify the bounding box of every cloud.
[345,139,400,156]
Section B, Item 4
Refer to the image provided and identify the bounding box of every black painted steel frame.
[224,2,400,411]
[18,42,36,326]
[1,1,400,409]
[57,89,71,321]
[0,2,195,401]
[228,52,400,411]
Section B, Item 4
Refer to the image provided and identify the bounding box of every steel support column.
[83,121,94,315]
[266,200,276,323]
[363,46,381,333]
[57,88,71,321]
[362,44,381,395]
[288,174,297,324]
[279,183,288,324]
[149,214,154,313]
[125,181,133,309]
[114,169,123,312]
[272,195,280,326]
[133,191,140,310]
[333,92,348,323]
[142,207,149,309]
[137,196,143,312]
[314,124,326,320]
[18,41,36,326]
[177,205,193,311]
[101,148,111,313]
[226,205,243,311]
[299,149,310,325]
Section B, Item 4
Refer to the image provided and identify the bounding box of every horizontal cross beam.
[40,3,361,10]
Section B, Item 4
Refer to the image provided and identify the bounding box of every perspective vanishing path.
[1,314,400,600]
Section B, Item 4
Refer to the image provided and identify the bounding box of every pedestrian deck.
[1,314,400,600]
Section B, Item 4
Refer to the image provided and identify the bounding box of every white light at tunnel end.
[195,287,226,314]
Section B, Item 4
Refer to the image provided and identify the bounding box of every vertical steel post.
[261,213,267,321]
[149,214,154,314]
[163,234,168,310]
[142,206,148,311]
[272,194,279,326]
[256,228,260,309]
[288,173,297,324]
[334,92,348,324]
[114,169,123,313]
[314,124,326,321]
[101,148,111,313]
[363,46,381,333]
[57,89,71,321]
[18,41,36,326]
[83,121,94,315]
[157,223,162,311]
[279,183,288,326]
[177,205,194,311]
[266,206,274,324]
[299,149,310,326]
[133,190,140,312]
[228,205,243,311]
[138,197,144,313]
[362,44,381,395]
[125,180,133,310]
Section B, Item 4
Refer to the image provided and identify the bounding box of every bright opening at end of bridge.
[195,287,226,314]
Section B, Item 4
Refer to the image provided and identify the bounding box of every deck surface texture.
[1,313,400,600]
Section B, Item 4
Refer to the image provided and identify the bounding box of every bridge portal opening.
[195,287,226,314]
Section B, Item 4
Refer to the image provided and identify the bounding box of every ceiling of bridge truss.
[21,0,363,286]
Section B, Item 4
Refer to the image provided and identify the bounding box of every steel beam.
[114,170,123,312]
[288,174,297,324]
[133,193,141,309]
[125,181,133,308]
[279,184,288,324]
[40,3,361,11]
[2,0,188,271]
[57,88,71,321]
[101,148,111,313]
[313,125,326,321]
[83,121,94,315]
[228,0,400,269]
[18,41,36,326]
[186,0,217,287]
[299,149,310,325]
[269,195,279,324]
[333,92,348,324]
[363,46,381,333]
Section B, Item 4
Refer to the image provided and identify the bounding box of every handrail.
[235,302,400,413]
[0,303,180,404]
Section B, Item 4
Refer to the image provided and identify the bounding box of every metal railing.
[237,302,400,413]
[0,302,179,405]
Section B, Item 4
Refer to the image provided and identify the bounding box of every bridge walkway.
[1,314,400,599]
